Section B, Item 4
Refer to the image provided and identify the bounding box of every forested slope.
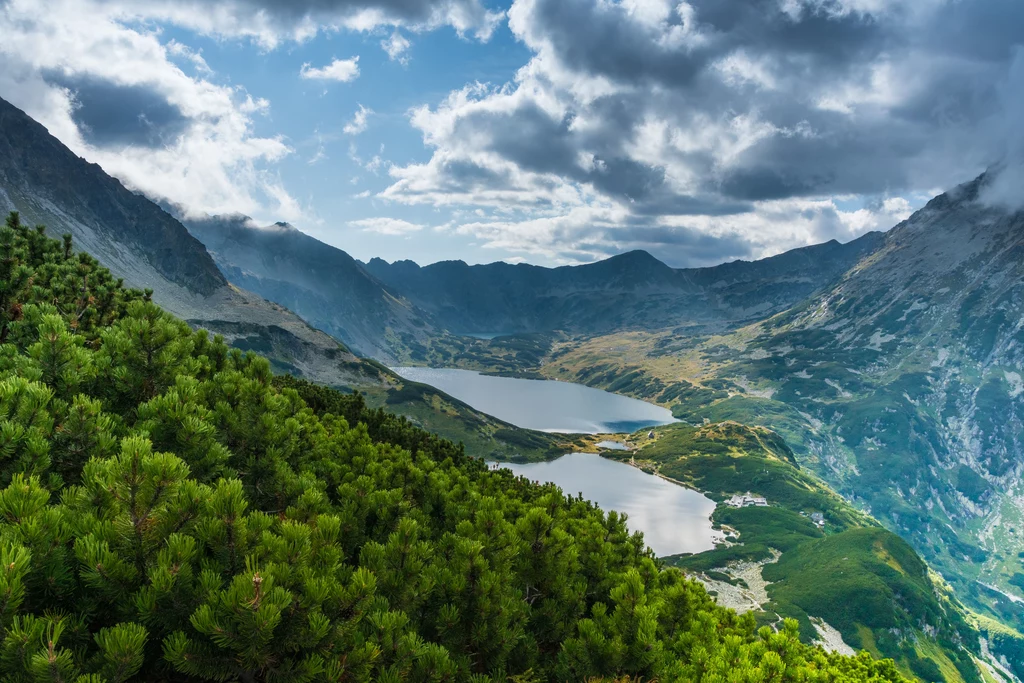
[0,212,917,681]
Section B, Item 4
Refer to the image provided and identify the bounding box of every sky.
[0,0,1022,268]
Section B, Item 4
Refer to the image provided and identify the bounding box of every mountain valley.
[2,95,1023,682]
[403,174,1024,675]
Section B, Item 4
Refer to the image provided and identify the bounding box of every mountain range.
[167,201,886,364]
[499,172,1024,670]
[362,234,884,337]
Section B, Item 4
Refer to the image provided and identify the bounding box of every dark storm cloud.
[924,0,1024,62]
[522,0,709,86]
[497,0,1024,203]
[451,95,752,215]
[48,74,189,148]
[386,0,1024,263]
[485,103,579,176]
[516,0,902,89]
[718,167,831,201]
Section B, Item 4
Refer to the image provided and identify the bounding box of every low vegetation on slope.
[510,178,1024,674]
[0,214,921,680]
[484,322,1024,681]
[626,423,989,683]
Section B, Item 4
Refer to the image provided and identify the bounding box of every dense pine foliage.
[0,211,910,682]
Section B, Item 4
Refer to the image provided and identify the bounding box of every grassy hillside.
[618,422,1007,683]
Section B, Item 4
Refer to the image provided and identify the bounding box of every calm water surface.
[497,453,719,556]
[392,367,675,434]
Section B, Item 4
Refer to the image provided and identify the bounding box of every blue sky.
[0,0,1022,267]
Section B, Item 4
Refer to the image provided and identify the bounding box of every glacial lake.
[496,453,720,556]
[392,367,676,434]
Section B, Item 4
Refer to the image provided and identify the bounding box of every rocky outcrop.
[0,97,225,296]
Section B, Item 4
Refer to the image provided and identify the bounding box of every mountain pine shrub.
[0,212,910,681]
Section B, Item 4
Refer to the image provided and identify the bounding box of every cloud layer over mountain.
[379,0,1024,263]
[0,0,1021,266]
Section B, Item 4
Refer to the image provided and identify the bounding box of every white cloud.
[381,30,412,63]
[979,48,1024,212]
[306,126,328,164]
[440,194,915,266]
[308,147,327,165]
[343,104,373,134]
[713,50,777,91]
[300,57,360,82]
[166,39,213,75]
[350,217,425,235]
[0,0,300,222]
[349,141,386,174]
[89,0,506,50]
[375,0,1021,264]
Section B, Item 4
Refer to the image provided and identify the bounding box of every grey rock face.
[181,213,441,362]
[0,97,225,296]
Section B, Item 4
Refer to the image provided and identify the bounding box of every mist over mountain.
[0,96,390,388]
[179,211,442,362]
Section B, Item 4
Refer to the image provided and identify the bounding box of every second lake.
[497,453,720,556]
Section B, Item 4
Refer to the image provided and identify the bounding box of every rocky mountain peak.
[0,96,226,297]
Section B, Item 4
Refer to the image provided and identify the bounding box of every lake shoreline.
[492,452,719,557]
[392,366,676,435]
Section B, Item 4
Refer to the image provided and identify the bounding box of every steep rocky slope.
[526,173,1024,673]
[182,213,440,361]
[0,95,392,389]
[0,98,224,297]
[718,175,1024,620]
[714,174,1024,570]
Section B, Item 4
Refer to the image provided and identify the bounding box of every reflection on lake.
[496,453,719,556]
[392,367,676,434]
